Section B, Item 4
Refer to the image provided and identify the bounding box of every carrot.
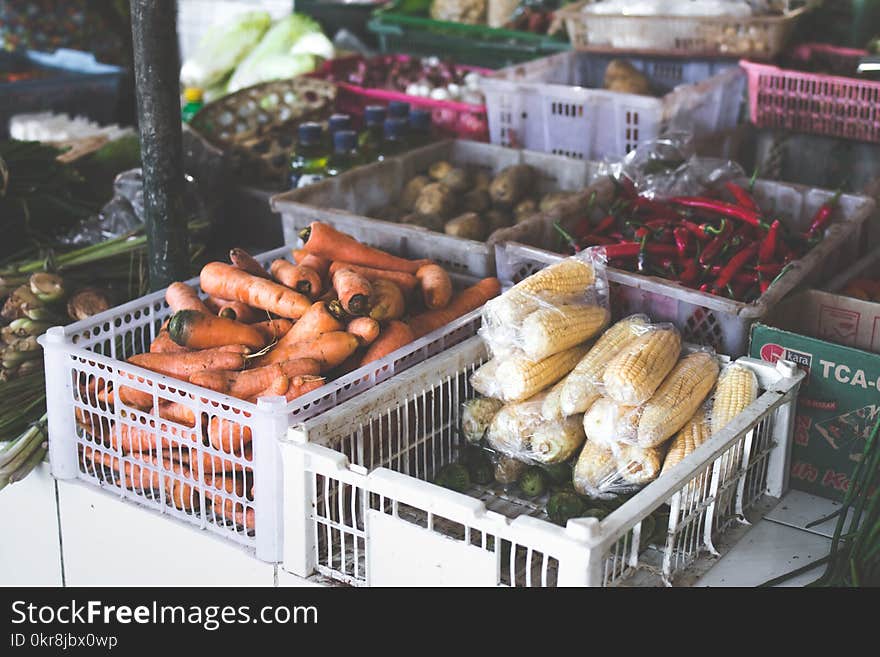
[275,301,344,349]
[150,329,189,354]
[211,298,262,324]
[270,260,323,298]
[368,279,406,322]
[292,249,330,277]
[252,319,293,343]
[86,446,160,492]
[360,321,415,366]
[407,277,501,338]
[165,282,211,314]
[248,375,290,402]
[284,375,326,402]
[318,287,337,303]
[416,264,453,310]
[116,383,153,411]
[255,331,359,370]
[200,262,311,319]
[229,247,271,280]
[211,493,255,531]
[347,317,380,346]
[128,347,248,380]
[208,416,252,454]
[331,268,372,316]
[167,310,266,351]
[158,401,197,427]
[328,261,418,293]
[189,359,321,398]
[300,222,432,274]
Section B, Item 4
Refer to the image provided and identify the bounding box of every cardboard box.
[749,290,880,501]
[823,246,880,353]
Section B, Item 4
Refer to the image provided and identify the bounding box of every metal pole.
[130,0,189,290]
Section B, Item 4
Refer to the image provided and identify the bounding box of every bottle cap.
[364,105,387,126]
[183,87,203,102]
[328,113,352,134]
[384,117,408,139]
[334,130,358,153]
[409,108,431,131]
[298,122,323,145]
[388,101,411,119]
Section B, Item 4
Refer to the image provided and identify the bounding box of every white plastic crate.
[41,245,484,563]
[271,139,603,279]
[481,50,745,160]
[280,337,803,587]
[494,179,877,357]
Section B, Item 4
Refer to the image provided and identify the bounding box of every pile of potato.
[369,161,576,242]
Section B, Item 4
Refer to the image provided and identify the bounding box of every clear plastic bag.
[460,397,504,445]
[601,322,682,406]
[572,438,666,500]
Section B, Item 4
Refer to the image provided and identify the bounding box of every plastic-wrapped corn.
[603,326,681,405]
[485,397,542,457]
[638,352,719,448]
[520,304,609,360]
[660,408,711,477]
[461,397,504,444]
[494,344,589,402]
[494,454,527,485]
[470,358,500,398]
[540,379,566,420]
[530,415,586,464]
[559,314,649,416]
[573,440,619,498]
[616,443,665,485]
[711,363,759,435]
[582,397,640,447]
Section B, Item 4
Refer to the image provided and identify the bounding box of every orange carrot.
[150,329,190,354]
[408,277,501,338]
[284,375,325,402]
[211,493,255,531]
[292,249,330,277]
[165,282,211,314]
[255,331,359,370]
[157,401,197,427]
[347,317,380,346]
[229,247,271,280]
[189,359,322,398]
[360,321,415,366]
[369,279,405,322]
[187,370,231,394]
[128,347,248,380]
[318,287,337,303]
[210,297,262,324]
[270,259,323,298]
[328,261,418,293]
[200,262,311,319]
[252,319,293,343]
[247,375,290,402]
[332,268,373,316]
[275,301,344,349]
[167,310,266,351]
[416,264,453,310]
[300,222,432,274]
[208,416,252,454]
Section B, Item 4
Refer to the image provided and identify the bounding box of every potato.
[473,170,492,191]
[399,175,431,211]
[513,198,539,223]
[441,167,471,193]
[462,188,492,213]
[539,191,576,213]
[428,161,454,181]
[400,212,446,232]
[489,164,535,207]
[603,59,651,96]
[444,213,488,241]
[414,182,457,218]
[368,204,404,222]
[484,209,513,232]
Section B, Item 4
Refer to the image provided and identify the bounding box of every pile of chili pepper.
[555,177,842,303]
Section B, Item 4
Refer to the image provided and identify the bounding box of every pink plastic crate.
[311,55,491,141]
[741,44,880,143]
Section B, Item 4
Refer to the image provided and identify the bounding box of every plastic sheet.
[572,438,665,499]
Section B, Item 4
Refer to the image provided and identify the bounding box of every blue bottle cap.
[384,117,408,139]
[364,105,387,125]
[334,130,358,153]
[298,122,323,145]
[328,113,352,134]
[388,101,411,119]
[409,108,431,131]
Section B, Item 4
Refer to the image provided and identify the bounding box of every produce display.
[428,0,563,34]
[369,161,576,240]
[432,255,762,528]
[76,223,501,526]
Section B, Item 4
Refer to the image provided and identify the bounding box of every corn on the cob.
[541,378,566,420]
[602,327,681,405]
[710,364,759,435]
[637,352,720,448]
[495,344,589,402]
[520,304,609,360]
[559,314,649,416]
[573,439,619,498]
[529,415,585,464]
[660,408,711,477]
[485,258,595,325]
[461,397,504,444]
[494,455,527,485]
[470,358,501,399]
[485,396,544,456]
[616,443,665,485]
[582,397,640,447]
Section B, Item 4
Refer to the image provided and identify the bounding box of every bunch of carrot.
[79,222,501,531]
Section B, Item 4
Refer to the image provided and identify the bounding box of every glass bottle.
[289,122,328,189]
[181,87,204,123]
[408,108,433,147]
[325,130,361,177]
[359,105,387,162]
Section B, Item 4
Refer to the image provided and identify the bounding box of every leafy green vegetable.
[227,54,316,93]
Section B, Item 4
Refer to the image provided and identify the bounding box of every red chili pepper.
[733,271,759,285]
[699,221,732,266]
[758,219,780,263]
[593,214,617,235]
[806,189,842,239]
[680,220,712,242]
[603,242,677,259]
[668,196,765,228]
[724,181,760,213]
[645,218,674,229]
[581,234,616,246]
[679,259,700,284]
[617,176,638,200]
[634,226,651,239]
[673,227,690,258]
[760,279,771,294]
[755,262,784,276]
[571,216,592,238]
[699,283,710,293]
[713,243,759,291]
[608,231,624,241]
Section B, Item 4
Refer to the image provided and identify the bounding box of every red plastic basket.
[741,44,880,143]
[311,55,491,141]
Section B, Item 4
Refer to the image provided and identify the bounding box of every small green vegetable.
[582,507,608,520]
[541,461,573,486]
[463,447,494,485]
[435,463,471,493]
[546,491,585,526]
[518,467,546,498]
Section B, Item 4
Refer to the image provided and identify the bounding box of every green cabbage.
[180,10,271,89]
[289,32,335,60]
[226,54,317,93]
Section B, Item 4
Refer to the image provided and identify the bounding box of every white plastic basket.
[481,50,745,160]
[271,139,603,279]
[494,179,877,357]
[41,244,484,562]
[280,337,803,587]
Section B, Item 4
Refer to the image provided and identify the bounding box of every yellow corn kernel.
[521,304,609,360]
[496,344,589,402]
[711,364,759,435]
[581,397,639,447]
[573,440,618,497]
[540,378,566,420]
[602,327,681,405]
[559,314,649,416]
[616,443,665,485]
[660,408,711,477]
[529,415,586,464]
[637,352,720,448]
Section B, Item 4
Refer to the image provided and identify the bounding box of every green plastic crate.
[368,7,570,69]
